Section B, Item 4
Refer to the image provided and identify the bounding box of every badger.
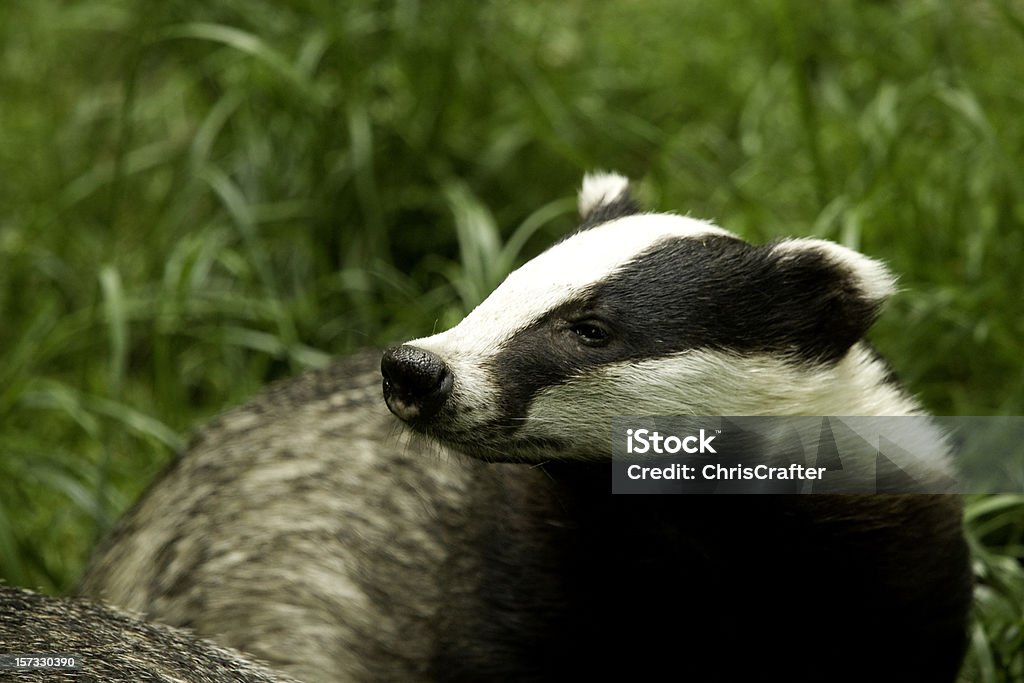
[0,585,299,682]
[79,173,972,682]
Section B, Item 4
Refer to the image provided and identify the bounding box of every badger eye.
[569,320,611,346]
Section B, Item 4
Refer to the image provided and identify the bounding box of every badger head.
[382,173,920,462]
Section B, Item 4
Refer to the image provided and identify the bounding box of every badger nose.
[381,345,453,424]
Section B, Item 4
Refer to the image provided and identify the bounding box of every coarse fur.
[79,174,972,682]
[0,585,299,682]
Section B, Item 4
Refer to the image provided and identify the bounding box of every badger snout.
[381,345,453,425]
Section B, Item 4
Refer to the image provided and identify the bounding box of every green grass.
[1,0,1022,679]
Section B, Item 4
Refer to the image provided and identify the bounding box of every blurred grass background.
[0,0,1022,679]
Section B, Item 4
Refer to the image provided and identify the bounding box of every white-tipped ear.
[773,238,898,303]
[578,172,630,217]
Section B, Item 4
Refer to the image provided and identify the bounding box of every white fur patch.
[526,344,922,428]
[520,344,946,473]
[578,172,631,218]
[773,238,897,303]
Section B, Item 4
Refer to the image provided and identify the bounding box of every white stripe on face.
[409,213,735,360]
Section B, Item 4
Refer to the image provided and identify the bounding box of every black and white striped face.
[382,173,916,461]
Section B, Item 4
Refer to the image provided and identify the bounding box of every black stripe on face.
[484,235,881,429]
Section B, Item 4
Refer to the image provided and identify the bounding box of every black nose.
[381,345,453,424]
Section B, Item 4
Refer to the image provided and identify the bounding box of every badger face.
[382,173,919,462]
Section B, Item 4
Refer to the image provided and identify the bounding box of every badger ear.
[767,238,898,360]
[578,172,641,229]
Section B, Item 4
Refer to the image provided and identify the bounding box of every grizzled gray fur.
[80,352,564,682]
[0,585,298,682]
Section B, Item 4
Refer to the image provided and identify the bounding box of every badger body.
[80,174,972,682]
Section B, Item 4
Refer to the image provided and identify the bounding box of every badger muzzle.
[381,345,453,426]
